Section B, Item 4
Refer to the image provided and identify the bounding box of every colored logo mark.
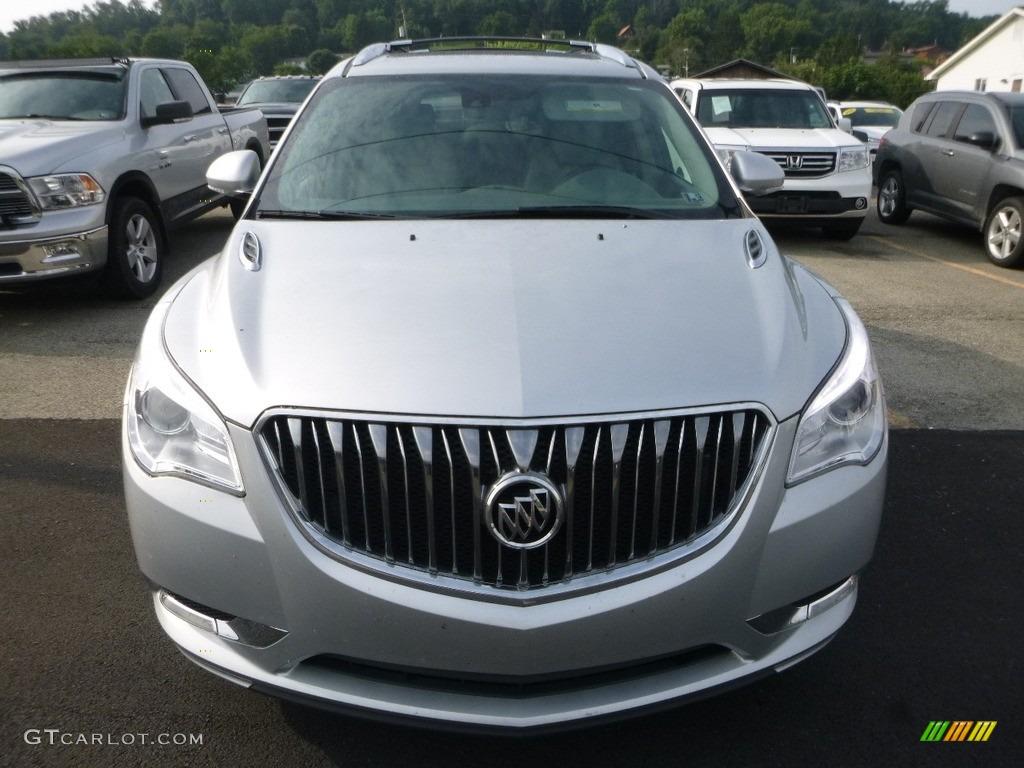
[920,721,997,742]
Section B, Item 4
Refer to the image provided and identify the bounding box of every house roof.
[925,7,1024,81]
[695,58,793,80]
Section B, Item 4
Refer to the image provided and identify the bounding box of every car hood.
[0,119,123,174]
[852,126,890,140]
[704,126,861,150]
[162,219,846,428]
[236,102,300,116]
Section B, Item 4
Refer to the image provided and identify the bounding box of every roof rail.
[0,57,132,70]
[347,36,612,70]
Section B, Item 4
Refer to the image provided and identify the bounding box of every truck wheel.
[822,219,863,241]
[101,196,164,299]
[984,196,1024,268]
[876,169,911,225]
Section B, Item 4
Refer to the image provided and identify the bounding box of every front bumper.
[124,414,887,731]
[0,216,108,282]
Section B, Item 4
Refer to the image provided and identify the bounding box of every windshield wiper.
[437,205,673,220]
[256,209,399,220]
[14,114,86,121]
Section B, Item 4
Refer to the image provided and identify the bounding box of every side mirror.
[837,117,852,133]
[730,150,785,197]
[965,131,998,150]
[207,149,261,197]
[141,100,193,128]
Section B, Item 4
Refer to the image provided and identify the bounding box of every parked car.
[123,38,888,732]
[0,57,270,298]
[235,75,322,147]
[827,100,903,160]
[670,77,872,240]
[874,90,1024,268]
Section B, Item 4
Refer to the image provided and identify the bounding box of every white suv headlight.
[787,298,886,484]
[837,147,869,173]
[125,300,243,495]
[27,173,106,209]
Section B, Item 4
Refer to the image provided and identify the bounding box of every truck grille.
[761,151,836,179]
[0,172,38,223]
[266,116,293,146]
[258,408,772,592]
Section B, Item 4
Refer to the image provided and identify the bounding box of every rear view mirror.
[965,131,998,150]
[207,150,262,197]
[730,150,785,197]
[141,100,193,128]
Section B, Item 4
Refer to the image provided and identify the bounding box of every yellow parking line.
[868,235,1024,289]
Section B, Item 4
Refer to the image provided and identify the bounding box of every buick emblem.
[484,472,564,550]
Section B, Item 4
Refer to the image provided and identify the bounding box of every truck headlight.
[787,298,886,484]
[714,144,749,172]
[27,173,106,209]
[837,147,869,173]
[125,300,243,495]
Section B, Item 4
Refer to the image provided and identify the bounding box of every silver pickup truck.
[0,57,270,298]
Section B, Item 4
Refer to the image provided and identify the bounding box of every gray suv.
[874,90,1024,268]
[123,38,887,731]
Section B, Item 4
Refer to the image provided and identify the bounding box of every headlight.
[125,300,243,495]
[714,144,749,172]
[27,173,106,209]
[787,298,886,484]
[837,147,869,173]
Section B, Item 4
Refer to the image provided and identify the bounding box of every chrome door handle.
[943,149,955,157]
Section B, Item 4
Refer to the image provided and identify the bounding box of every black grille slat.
[0,172,37,223]
[260,410,770,591]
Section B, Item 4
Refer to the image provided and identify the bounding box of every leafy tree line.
[0,0,997,105]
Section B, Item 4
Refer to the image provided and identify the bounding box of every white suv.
[672,78,872,239]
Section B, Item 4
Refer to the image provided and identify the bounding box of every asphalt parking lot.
[1,207,1022,766]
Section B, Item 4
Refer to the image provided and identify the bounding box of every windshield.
[840,105,901,127]
[0,71,126,121]
[237,78,320,105]
[696,89,832,130]
[256,75,738,220]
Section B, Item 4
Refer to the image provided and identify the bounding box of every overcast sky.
[1,0,1021,36]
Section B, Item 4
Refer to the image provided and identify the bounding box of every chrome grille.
[761,151,836,179]
[258,408,772,591]
[0,172,37,222]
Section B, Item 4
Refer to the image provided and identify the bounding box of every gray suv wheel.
[985,196,1024,268]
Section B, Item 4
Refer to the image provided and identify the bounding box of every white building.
[926,7,1024,92]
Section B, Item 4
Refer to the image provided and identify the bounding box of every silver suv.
[123,38,887,731]
[874,90,1024,268]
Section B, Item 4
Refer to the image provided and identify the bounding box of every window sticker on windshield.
[683,192,705,204]
[711,95,732,115]
[565,100,623,114]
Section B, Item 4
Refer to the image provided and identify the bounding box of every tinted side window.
[140,68,175,119]
[924,101,962,138]
[911,101,935,132]
[953,104,996,143]
[164,68,212,115]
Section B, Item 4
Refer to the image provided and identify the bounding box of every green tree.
[586,11,619,44]
[740,2,815,65]
[306,47,338,74]
[479,11,519,36]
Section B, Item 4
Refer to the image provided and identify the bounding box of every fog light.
[746,575,858,634]
[41,241,84,263]
[855,197,867,210]
[158,590,288,648]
